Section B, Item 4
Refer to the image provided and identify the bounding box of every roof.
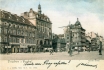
[69,18,85,31]
[58,34,64,37]
[75,18,81,26]
[91,38,97,41]
[0,10,34,26]
[22,8,52,23]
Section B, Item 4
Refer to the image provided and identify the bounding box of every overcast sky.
[0,0,104,36]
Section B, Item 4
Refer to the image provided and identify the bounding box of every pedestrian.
[77,47,80,54]
[69,47,72,56]
[99,49,102,55]
[50,49,53,55]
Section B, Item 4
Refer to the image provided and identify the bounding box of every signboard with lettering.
[5,46,11,48]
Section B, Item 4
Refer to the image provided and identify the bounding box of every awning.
[20,44,27,48]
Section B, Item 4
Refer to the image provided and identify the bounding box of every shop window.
[4,37,7,42]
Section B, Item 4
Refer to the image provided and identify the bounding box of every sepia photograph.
[0,0,104,70]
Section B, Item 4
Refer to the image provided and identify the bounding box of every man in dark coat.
[99,41,102,55]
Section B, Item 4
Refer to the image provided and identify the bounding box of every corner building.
[65,18,86,51]
[0,9,36,53]
[21,4,52,52]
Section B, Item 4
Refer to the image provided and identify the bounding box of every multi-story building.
[63,24,70,43]
[86,32,97,38]
[85,36,91,51]
[0,10,36,53]
[91,38,98,51]
[65,18,86,51]
[57,38,66,52]
[57,34,66,52]
[52,34,66,52]
[21,4,52,52]
[52,34,59,51]
[86,32,103,51]
[102,39,104,50]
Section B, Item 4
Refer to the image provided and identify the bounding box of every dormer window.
[2,12,5,18]
[37,15,38,18]
[22,18,25,22]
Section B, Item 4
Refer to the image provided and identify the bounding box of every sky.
[0,0,104,36]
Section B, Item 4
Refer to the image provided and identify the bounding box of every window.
[4,37,7,42]
[37,40,38,44]
[13,30,16,35]
[21,38,23,43]
[9,29,12,34]
[4,28,7,34]
[10,37,13,42]
[0,28,1,33]
[13,37,16,43]
[67,37,69,39]
[17,38,19,43]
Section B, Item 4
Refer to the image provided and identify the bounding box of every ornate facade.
[0,9,36,53]
[21,4,52,52]
[65,18,86,51]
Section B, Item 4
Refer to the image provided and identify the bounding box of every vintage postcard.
[0,0,104,70]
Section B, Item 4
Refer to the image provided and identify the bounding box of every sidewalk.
[0,51,104,60]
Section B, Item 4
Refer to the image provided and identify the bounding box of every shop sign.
[5,46,11,48]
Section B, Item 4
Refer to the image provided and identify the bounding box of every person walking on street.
[99,48,102,55]
[99,41,102,55]
[69,46,72,56]
[50,49,53,55]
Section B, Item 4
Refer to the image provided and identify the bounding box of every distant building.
[85,36,91,51]
[86,32,99,39]
[52,34,66,52]
[57,38,66,52]
[63,24,72,52]
[86,32,104,51]
[21,4,52,52]
[102,39,104,50]
[52,34,59,51]
[91,38,98,51]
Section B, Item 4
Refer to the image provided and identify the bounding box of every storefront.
[11,45,19,53]
[20,44,28,53]
[5,45,12,53]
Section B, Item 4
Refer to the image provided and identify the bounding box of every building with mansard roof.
[0,9,36,53]
[21,4,52,52]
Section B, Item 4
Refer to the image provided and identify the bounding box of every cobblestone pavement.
[0,51,104,60]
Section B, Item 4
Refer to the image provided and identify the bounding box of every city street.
[0,51,104,60]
